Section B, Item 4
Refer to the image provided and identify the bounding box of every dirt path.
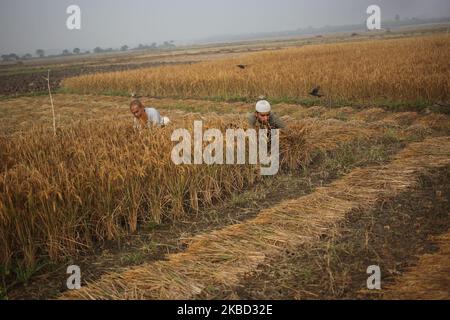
[60,137,450,299]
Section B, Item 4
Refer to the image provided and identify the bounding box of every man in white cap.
[248,100,285,129]
[130,99,170,129]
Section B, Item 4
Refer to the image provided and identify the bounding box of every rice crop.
[63,35,450,105]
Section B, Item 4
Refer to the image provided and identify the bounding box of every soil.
[231,166,450,299]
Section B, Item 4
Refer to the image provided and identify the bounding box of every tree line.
[1,41,177,62]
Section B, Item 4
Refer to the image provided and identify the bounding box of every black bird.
[236,64,248,69]
[309,86,323,97]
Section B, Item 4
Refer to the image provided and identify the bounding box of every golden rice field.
[0,116,257,269]
[0,111,379,271]
[62,35,450,105]
[1,91,449,276]
[1,33,450,299]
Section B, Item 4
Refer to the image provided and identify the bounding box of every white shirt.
[134,107,163,129]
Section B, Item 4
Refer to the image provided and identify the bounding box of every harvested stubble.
[351,107,387,122]
[413,114,450,134]
[2,93,448,138]
[60,136,450,299]
[62,35,450,104]
[280,118,382,169]
[382,231,450,300]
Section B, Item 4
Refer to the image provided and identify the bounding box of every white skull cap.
[255,100,271,113]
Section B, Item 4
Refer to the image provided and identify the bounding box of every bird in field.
[236,64,248,69]
[309,86,323,97]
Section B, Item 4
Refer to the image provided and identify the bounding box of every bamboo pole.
[45,69,56,136]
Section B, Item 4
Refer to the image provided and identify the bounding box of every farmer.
[248,100,285,129]
[130,99,170,129]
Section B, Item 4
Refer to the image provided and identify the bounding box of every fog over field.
[1,0,450,54]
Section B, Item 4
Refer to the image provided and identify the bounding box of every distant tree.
[35,49,45,58]
[73,48,81,54]
[160,41,176,49]
[395,14,400,22]
[1,53,20,61]
[22,53,33,60]
[93,47,103,53]
[85,50,90,54]
[121,45,129,51]
[62,49,71,56]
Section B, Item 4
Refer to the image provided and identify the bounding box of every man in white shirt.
[130,99,170,129]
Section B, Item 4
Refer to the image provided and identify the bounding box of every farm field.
[1,30,371,97]
[62,34,450,107]
[0,30,449,300]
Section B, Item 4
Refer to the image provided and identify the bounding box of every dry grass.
[279,118,381,169]
[60,137,450,299]
[63,35,450,104]
[383,231,450,300]
[2,94,448,136]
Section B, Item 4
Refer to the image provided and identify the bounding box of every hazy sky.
[1,0,449,55]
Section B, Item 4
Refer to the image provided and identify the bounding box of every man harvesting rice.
[248,100,285,129]
[130,99,170,129]
[247,100,285,153]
